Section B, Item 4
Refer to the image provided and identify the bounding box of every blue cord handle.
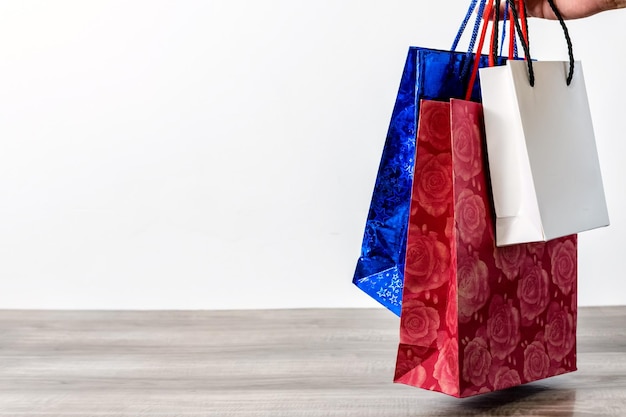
[456,0,487,78]
[451,0,487,55]
[451,0,479,51]
[467,0,488,56]
[499,1,519,58]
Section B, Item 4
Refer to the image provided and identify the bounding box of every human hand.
[499,0,625,20]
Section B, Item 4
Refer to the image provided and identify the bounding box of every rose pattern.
[549,238,577,295]
[545,302,575,362]
[445,280,458,333]
[461,386,492,397]
[457,247,490,323]
[494,244,525,281]
[395,344,429,383]
[527,241,546,259]
[416,152,453,217]
[523,341,550,381]
[395,100,577,397]
[517,258,550,322]
[462,336,492,386]
[490,367,522,391]
[452,113,482,181]
[421,101,452,151]
[404,225,450,293]
[445,216,454,240]
[402,363,427,387]
[487,295,521,360]
[433,337,459,396]
[400,298,440,346]
[456,189,487,248]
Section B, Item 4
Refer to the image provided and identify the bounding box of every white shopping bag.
[480,60,609,246]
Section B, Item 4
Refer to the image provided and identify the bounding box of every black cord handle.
[507,0,535,86]
[506,0,575,86]
[546,0,575,85]
[492,0,501,64]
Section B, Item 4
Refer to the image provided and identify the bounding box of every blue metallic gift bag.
[352,48,491,316]
[352,0,512,315]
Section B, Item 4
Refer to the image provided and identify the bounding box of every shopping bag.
[480,60,609,246]
[352,46,498,315]
[394,98,577,397]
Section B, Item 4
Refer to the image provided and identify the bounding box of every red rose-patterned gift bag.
[393,98,577,398]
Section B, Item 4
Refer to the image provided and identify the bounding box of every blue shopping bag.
[352,0,511,315]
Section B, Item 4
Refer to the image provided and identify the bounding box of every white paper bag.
[479,60,609,246]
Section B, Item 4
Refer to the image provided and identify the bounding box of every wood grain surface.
[0,307,624,416]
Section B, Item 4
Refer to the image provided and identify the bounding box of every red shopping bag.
[394,99,577,397]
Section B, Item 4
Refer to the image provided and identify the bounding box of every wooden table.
[0,307,624,416]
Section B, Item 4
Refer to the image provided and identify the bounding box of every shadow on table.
[439,384,577,416]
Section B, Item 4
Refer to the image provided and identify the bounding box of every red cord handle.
[465,0,524,100]
[465,0,494,100]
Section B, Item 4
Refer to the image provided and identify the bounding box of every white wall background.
[0,1,624,309]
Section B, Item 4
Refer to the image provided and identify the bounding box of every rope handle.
[464,0,574,90]
[508,6,517,59]
[499,2,520,60]
[508,0,535,85]
[465,0,495,100]
[451,0,490,80]
[547,0,575,85]
[508,0,575,86]
[518,0,529,48]
[489,0,500,67]
[464,0,520,99]
[451,0,480,51]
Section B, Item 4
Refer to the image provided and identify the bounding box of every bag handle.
[518,0,529,48]
[500,2,520,60]
[451,0,487,52]
[464,0,495,100]
[507,5,518,59]
[451,0,479,51]
[457,0,577,98]
[463,0,520,100]
[489,0,501,67]
[463,0,526,98]
[509,0,575,86]
[547,0,575,85]
[452,0,491,80]
[490,0,526,71]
